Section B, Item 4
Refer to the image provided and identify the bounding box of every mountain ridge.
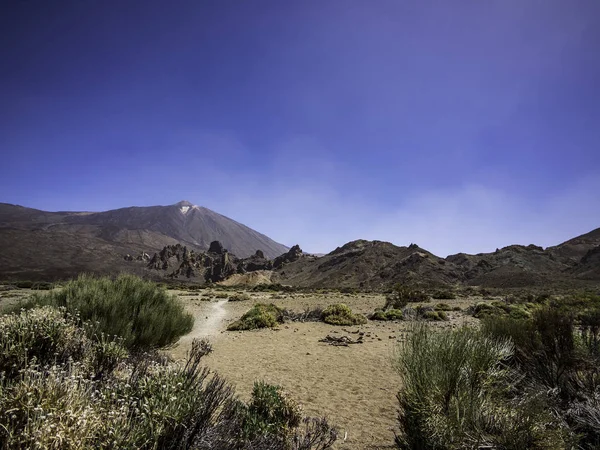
[0,201,598,288]
[0,201,289,280]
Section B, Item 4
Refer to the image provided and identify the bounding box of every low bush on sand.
[0,307,337,449]
[433,302,452,311]
[385,284,429,310]
[470,299,536,320]
[227,303,284,331]
[228,292,251,302]
[14,274,193,351]
[321,304,367,326]
[370,308,404,321]
[431,289,456,300]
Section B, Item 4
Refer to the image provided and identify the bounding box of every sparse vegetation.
[228,292,251,302]
[0,307,337,449]
[370,308,404,321]
[227,303,284,331]
[433,302,452,311]
[251,283,298,292]
[470,299,537,319]
[394,324,569,449]
[321,303,367,326]
[431,289,456,300]
[12,274,193,351]
[385,284,429,310]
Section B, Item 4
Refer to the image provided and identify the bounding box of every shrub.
[251,283,297,292]
[434,302,452,311]
[0,311,337,450]
[370,308,404,321]
[227,303,284,331]
[284,307,324,322]
[471,300,536,320]
[229,292,251,302]
[420,310,446,321]
[431,290,456,300]
[321,304,367,326]
[394,324,568,449]
[385,284,429,310]
[239,381,302,441]
[16,274,193,351]
[482,308,580,400]
[0,306,126,381]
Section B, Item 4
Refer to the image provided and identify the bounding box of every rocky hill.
[271,229,600,289]
[0,201,288,280]
[1,199,598,289]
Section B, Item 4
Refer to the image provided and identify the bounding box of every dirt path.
[200,300,228,337]
[172,300,229,356]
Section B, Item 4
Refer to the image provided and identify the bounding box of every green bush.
[370,308,404,321]
[385,284,429,310]
[321,304,367,326]
[420,310,446,321]
[431,290,456,300]
[227,303,284,331]
[228,292,251,302]
[0,306,127,382]
[482,307,581,400]
[480,305,600,447]
[17,274,193,351]
[239,381,302,441]
[471,300,536,320]
[251,283,297,292]
[0,310,337,450]
[394,324,568,449]
[434,302,452,311]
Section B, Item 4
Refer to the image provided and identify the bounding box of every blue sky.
[1,0,599,256]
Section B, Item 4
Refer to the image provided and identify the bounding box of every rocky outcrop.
[239,249,273,272]
[273,245,303,269]
[145,241,243,282]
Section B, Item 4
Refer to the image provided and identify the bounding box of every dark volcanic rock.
[208,240,225,255]
[273,245,303,269]
[239,249,273,272]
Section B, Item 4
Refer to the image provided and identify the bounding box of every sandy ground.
[169,291,478,449]
[0,286,481,449]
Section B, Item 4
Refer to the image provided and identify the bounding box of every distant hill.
[0,199,598,289]
[0,201,288,280]
[272,229,600,289]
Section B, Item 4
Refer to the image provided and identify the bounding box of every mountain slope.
[66,200,288,259]
[0,201,288,280]
[273,240,462,289]
[272,229,600,289]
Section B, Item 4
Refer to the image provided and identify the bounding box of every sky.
[1,0,599,256]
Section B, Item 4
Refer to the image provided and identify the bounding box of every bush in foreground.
[321,304,367,326]
[0,307,337,449]
[227,303,284,331]
[17,274,193,351]
[394,324,568,449]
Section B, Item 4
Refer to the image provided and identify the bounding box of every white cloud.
[207,170,600,257]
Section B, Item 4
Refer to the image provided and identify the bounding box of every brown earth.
[169,290,481,450]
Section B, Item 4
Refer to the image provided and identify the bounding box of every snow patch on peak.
[180,206,191,214]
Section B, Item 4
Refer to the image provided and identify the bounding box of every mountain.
[0,199,598,289]
[272,240,462,289]
[0,201,288,280]
[272,229,600,289]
